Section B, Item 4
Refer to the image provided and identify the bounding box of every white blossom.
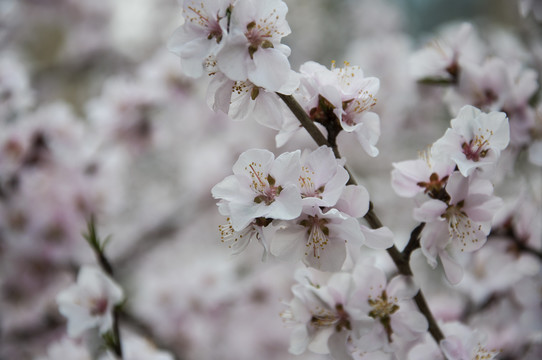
[56,266,124,338]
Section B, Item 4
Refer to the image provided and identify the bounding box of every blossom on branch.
[216,0,294,91]
[211,148,303,231]
[56,266,124,338]
[432,105,510,177]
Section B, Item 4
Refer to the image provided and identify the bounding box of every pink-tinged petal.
[316,166,349,207]
[252,92,285,130]
[277,70,301,95]
[308,326,335,354]
[465,194,501,222]
[269,184,303,220]
[232,148,274,176]
[440,337,465,360]
[325,272,353,304]
[387,275,418,300]
[391,159,430,197]
[249,48,291,91]
[420,221,448,268]
[289,325,310,355]
[327,215,365,246]
[270,224,306,261]
[327,331,353,360]
[335,185,369,218]
[445,171,469,204]
[228,202,268,230]
[413,199,447,222]
[207,74,234,114]
[271,150,301,185]
[361,225,394,250]
[451,105,482,137]
[440,251,464,285]
[452,154,479,177]
[352,264,386,299]
[391,310,428,339]
[305,236,347,272]
[481,111,509,150]
[216,33,250,80]
[354,112,380,157]
[357,325,387,352]
[211,175,254,202]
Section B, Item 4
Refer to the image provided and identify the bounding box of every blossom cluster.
[392,105,509,284]
[212,146,393,271]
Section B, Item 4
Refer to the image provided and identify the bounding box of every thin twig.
[85,216,123,358]
[278,92,445,344]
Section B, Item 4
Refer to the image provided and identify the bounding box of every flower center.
[299,166,325,199]
[245,21,274,59]
[186,5,223,43]
[246,162,282,205]
[310,303,351,332]
[90,297,108,316]
[300,215,329,259]
[462,135,489,161]
[368,290,399,343]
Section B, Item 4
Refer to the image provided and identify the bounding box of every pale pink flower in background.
[414,171,502,284]
[56,266,124,338]
[99,334,174,360]
[500,62,539,147]
[409,22,484,81]
[167,0,232,78]
[36,337,91,360]
[211,148,302,231]
[444,58,509,112]
[440,322,500,360]
[432,105,510,177]
[352,264,427,353]
[391,152,455,198]
[216,0,294,91]
[271,206,364,271]
[0,53,34,121]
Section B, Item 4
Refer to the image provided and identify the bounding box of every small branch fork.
[277,93,445,344]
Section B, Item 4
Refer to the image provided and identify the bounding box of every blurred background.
[0,0,540,359]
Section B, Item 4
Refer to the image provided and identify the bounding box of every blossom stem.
[278,93,446,345]
[84,216,124,358]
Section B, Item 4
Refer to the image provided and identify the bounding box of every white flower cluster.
[392,105,509,284]
[212,146,394,271]
[283,264,427,359]
[169,0,382,154]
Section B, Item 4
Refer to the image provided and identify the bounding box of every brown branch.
[278,93,445,344]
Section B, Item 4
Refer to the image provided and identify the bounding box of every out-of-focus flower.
[440,322,500,360]
[409,22,484,82]
[99,334,174,360]
[56,266,124,338]
[36,337,91,360]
